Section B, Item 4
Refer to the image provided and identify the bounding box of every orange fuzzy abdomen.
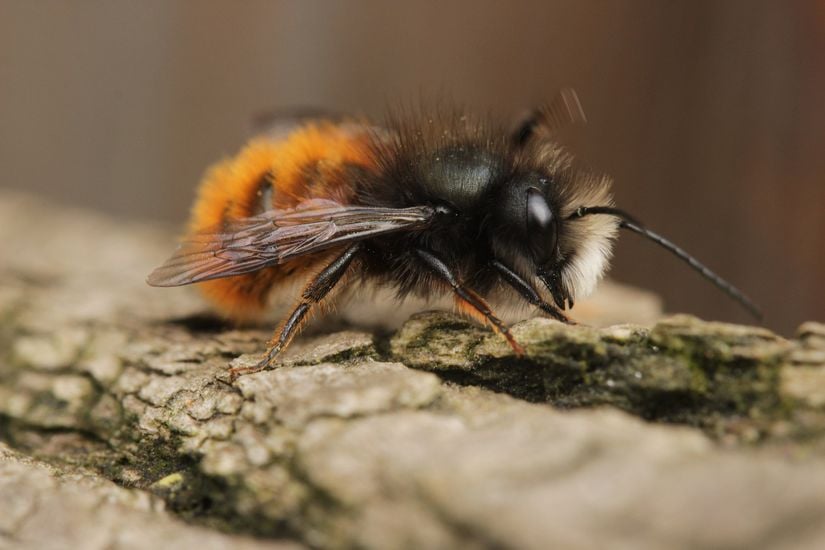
[187,122,376,321]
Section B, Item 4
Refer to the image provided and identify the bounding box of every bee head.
[489,168,619,309]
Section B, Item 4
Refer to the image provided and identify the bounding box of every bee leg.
[511,88,586,146]
[229,243,362,380]
[415,249,525,356]
[490,260,573,324]
[512,108,546,146]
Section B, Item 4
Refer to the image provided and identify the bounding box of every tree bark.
[2,191,825,549]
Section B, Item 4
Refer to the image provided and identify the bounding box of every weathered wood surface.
[2,191,825,549]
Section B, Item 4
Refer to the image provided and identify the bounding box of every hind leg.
[229,243,362,379]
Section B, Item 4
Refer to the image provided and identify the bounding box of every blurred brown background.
[1,1,823,335]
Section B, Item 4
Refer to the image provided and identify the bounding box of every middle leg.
[415,249,524,355]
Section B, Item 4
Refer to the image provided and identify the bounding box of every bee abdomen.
[185,121,379,321]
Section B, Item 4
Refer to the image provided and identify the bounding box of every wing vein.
[147,203,433,287]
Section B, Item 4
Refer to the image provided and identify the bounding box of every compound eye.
[526,187,558,265]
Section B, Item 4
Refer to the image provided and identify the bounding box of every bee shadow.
[164,313,235,334]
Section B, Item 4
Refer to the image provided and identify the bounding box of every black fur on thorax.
[353,109,520,298]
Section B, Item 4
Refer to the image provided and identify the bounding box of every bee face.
[488,170,589,309]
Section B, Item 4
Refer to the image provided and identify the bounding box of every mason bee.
[148,90,760,377]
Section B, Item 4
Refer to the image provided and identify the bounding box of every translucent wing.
[147,200,434,287]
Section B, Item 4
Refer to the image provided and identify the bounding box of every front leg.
[230,242,362,379]
[491,260,572,324]
[415,249,524,356]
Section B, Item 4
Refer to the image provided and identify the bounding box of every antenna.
[569,206,762,320]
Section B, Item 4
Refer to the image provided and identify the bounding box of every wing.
[147,200,434,287]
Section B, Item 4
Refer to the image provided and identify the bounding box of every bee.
[148,90,760,378]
